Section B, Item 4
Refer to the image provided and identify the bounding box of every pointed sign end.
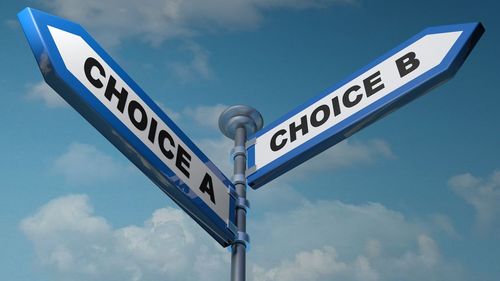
[467,22,485,49]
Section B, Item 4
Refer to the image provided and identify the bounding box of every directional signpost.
[19,6,485,281]
[246,23,484,189]
[18,8,237,247]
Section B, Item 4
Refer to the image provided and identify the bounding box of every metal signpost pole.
[219,106,263,281]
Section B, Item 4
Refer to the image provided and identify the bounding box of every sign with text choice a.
[247,23,484,189]
[18,8,236,247]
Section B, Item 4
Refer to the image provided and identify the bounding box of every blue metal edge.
[18,7,237,247]
[247,22,484,189]
[247,145,256,170]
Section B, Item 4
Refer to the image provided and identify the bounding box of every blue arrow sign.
[246,22,484,189]
[18,7,237,247]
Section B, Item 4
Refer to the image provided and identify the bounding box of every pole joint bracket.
[233,231,250,248]
[231,145,246,160]
[232,173,246,185]
[236,197,250,212]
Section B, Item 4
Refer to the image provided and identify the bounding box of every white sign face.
[253,32,461,170]
[246,22,484,189]
[48,26,230,223]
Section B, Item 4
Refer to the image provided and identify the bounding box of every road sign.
[18,7,237,247]
[246,23,484,189]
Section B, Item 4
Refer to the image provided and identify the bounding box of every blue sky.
[1,0,499,281]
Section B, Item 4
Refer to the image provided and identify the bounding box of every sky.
[1,0,499,281]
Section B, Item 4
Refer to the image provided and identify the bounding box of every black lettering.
[311,104,330,127]
[176,145,191,178]
[270,129,288,151]
[331,96,341,116]
[158,130,175,159]
[199,173,216,204]
[289,115,309,143]
[364,71,385,97]
[128,100,148,131]
[396,52,420,78]
[342,85,362,108]
[84,57,105,88]
[104,76,128,113]
[148,118,158,143]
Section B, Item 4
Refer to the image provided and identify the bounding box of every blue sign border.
[18,7,237,247]
[247,22,484,189]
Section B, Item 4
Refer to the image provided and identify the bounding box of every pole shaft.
[231,126,247,281]
[219,105,262,281]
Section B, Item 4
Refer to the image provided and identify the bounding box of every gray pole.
[232,125,248,281]
[219,106,263,281]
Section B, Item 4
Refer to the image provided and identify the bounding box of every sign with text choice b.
[18,8,237,247]
[246,23,484,189]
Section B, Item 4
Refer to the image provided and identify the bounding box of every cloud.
[252,247,382,281]
[280,138,395,181]
[168,42,214,82]
[252,246,357,281]
[249,200,422,265]
[448,170,500,234]
[252,234,461,281]
[155,101,182,122]
[20,194,228,281]
[196,136,234,176]
[32,1,360,90]
[147,103,226,131]
[52,142,134,186]
[25,81,68,108]
[41,0,357,47]
[250,180,309,214]
[183,103,227,130]
[430,214,460,239]
[21,195,465,281]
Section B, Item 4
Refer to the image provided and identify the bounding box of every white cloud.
[249,200,464,281]
[25,81,68,108]
[249,200,421,266]
[280,138,395,180]
[155,101,182,122]
[430,214,459,239]
[196,136,233,175]
[252,246,379,281]
[21,195,465,281]
[20,194,228,281]
[252,246,351,281]
[250,180,309,214]
[53,142,133,186]
[148,103,226,131]
[41,0,357,47]
[183,103,227,130]
[168,42,214,82]
[372,235,462,281]
[449,170,500,234]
